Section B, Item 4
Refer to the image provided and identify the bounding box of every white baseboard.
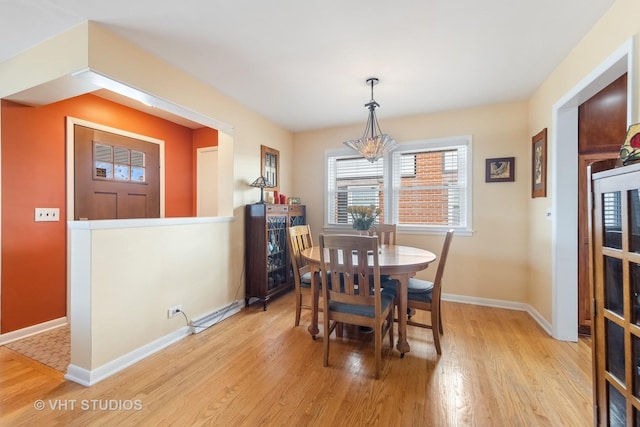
[0,317,67,346]
[64,300,246,386]
[191,300,243,334]
[65,325,191,386]
[442,293,553,336]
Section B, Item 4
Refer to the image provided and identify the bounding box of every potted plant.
[346,205,380,232]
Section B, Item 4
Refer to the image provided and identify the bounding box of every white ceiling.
[0,0,616,132]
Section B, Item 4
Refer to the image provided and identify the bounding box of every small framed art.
[485,157,515,182]
[261,145,280,191]
[531,128,547,198]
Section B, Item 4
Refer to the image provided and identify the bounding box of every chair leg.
[388,309,394,349]
[295,292,302,326]
[438,300,444,335]
[323,316,330,367]
[375,322,382,379]
[431,309,441,355]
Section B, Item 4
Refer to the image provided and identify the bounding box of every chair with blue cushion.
[319,233,395,379]
[287,225,316,327]
[369,223,397,245]
[383,229,454,355]
[369,223,397,283]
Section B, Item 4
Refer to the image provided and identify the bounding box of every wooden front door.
[74,125,160,220]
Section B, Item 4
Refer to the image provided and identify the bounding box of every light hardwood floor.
[0,293,592,426]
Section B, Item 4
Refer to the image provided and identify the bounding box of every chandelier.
[343,77,397,162]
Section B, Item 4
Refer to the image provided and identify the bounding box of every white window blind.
[326,136,472,231]
[391,144,467,227]
[327,156,384,225]
[603,191,622,229]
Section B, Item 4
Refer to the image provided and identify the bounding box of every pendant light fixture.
[343,77,397,162]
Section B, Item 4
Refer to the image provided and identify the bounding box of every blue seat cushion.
[407,278,434,293]
[406,289,433,303]
[300,271,312,287]
[381,280,433,303]
[380,274,392,282]
[355,275,396,291]
[328,292,394,317]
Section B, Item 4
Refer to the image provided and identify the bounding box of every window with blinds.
[326,136,472,231]
[327,156,385,226]
[94,142,146,183]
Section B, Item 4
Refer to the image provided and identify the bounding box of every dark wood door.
[74,125,160,220]
[578,155,617,336]
[578,73,627,335]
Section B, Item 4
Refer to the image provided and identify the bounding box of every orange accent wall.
[1,94,216,333]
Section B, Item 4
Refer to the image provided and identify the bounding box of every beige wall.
[69,219,233,370]
[293,101,532,305]
[528,0,640,322]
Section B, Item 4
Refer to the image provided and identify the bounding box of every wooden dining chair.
[287,225,316,327]
[319,233,395,379]
[369,223,397,245]
[383,229,454,355]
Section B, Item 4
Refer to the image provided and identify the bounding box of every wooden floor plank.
[0,293,592,426]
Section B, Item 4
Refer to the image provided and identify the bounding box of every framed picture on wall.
[531,128,547,198]
[261,145,280,191]
[485,157,515,182]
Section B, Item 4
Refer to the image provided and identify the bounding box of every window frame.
[324,135,473,236]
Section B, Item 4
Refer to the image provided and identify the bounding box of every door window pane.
[607,319,626,384]
[609,382,627,426]
[603,191,623,249]
[634,335,640,398]
[633,263,640,326]
[605,256,624,316]
[93,143,146,183]
[630,189,640,253]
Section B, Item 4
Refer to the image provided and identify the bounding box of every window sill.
[322,224,473,237]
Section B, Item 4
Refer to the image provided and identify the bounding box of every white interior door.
[197,147,218,216]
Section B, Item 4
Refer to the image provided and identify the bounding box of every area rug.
[4,325,70,372]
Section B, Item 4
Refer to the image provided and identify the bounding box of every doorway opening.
[552,38,635,341]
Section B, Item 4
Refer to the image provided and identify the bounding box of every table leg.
[394,273,411,355]
[307,266,320,339]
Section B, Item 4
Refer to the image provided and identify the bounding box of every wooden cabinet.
[245,203,306,309]
[592,163,640,426]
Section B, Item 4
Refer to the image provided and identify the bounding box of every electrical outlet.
[167,305,182,318]
[35,208,60,222]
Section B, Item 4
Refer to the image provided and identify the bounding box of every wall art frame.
[531,128,547,198]
[261,145,280,191]
[485,157,515,182]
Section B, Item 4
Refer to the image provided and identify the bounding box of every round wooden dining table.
[301,244,437,355]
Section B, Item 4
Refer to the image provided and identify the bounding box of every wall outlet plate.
[35,208,60,222]
[167,305,182,318]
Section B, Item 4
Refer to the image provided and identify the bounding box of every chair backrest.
[287,225,314,274]
[319,234,382,308]
[432,229,455,298]
[369,223,397,245]
[287,225,313,272]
